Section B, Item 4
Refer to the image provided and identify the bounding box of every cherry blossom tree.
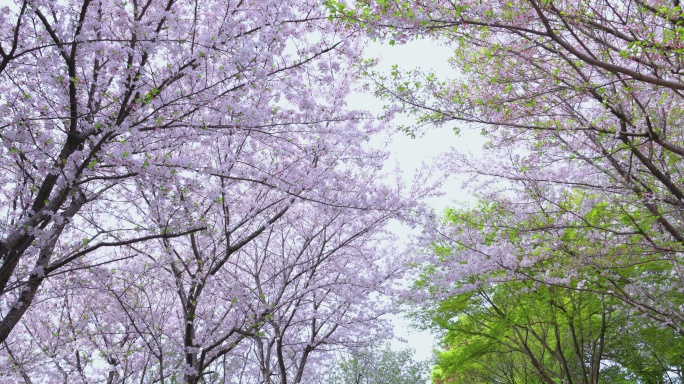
[234,207,400,384]
[0,0,420,379]
[2,198,404,383]
[329,0,684,335]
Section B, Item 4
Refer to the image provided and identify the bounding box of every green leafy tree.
[417,204,684,384]
[320,344,429,384]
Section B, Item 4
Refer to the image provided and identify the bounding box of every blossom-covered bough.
[330,0,684,338]
[0,0,419,382]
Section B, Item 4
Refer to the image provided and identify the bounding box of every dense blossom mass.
[0,0,419,382]
[8,0,684,382]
